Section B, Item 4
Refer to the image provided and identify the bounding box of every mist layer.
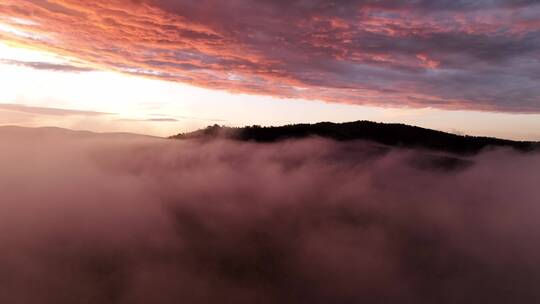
[0,127,539,303]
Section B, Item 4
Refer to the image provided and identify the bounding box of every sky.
[0,0,539,139]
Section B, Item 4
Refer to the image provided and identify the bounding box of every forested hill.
[171,121,539,155]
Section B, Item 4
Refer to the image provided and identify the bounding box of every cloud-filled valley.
[1,126,539,303]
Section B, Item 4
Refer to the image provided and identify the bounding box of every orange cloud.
[1,0,540,112]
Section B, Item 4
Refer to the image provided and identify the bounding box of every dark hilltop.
[171,121,539,155]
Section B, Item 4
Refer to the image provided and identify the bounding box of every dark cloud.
[0,127,539,303]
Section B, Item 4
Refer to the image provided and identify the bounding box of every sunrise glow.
[0,1,539,139]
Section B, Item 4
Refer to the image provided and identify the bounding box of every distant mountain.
[171,121,539,155]
[0,125,159,141]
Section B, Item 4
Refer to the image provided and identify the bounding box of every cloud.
[0,103,113,116]
[118,115,226,123]
[118,117,179,123]
[0,59,94,72]
[1,1,540,111]
[0,126,539,303]
[145,118,178,122]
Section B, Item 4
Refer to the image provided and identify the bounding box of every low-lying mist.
[1,127,539,304]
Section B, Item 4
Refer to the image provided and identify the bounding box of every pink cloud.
[1,1,539,111]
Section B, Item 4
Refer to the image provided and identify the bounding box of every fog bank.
[0,127,539,304]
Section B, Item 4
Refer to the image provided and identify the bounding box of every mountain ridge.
[171,121,540,155]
